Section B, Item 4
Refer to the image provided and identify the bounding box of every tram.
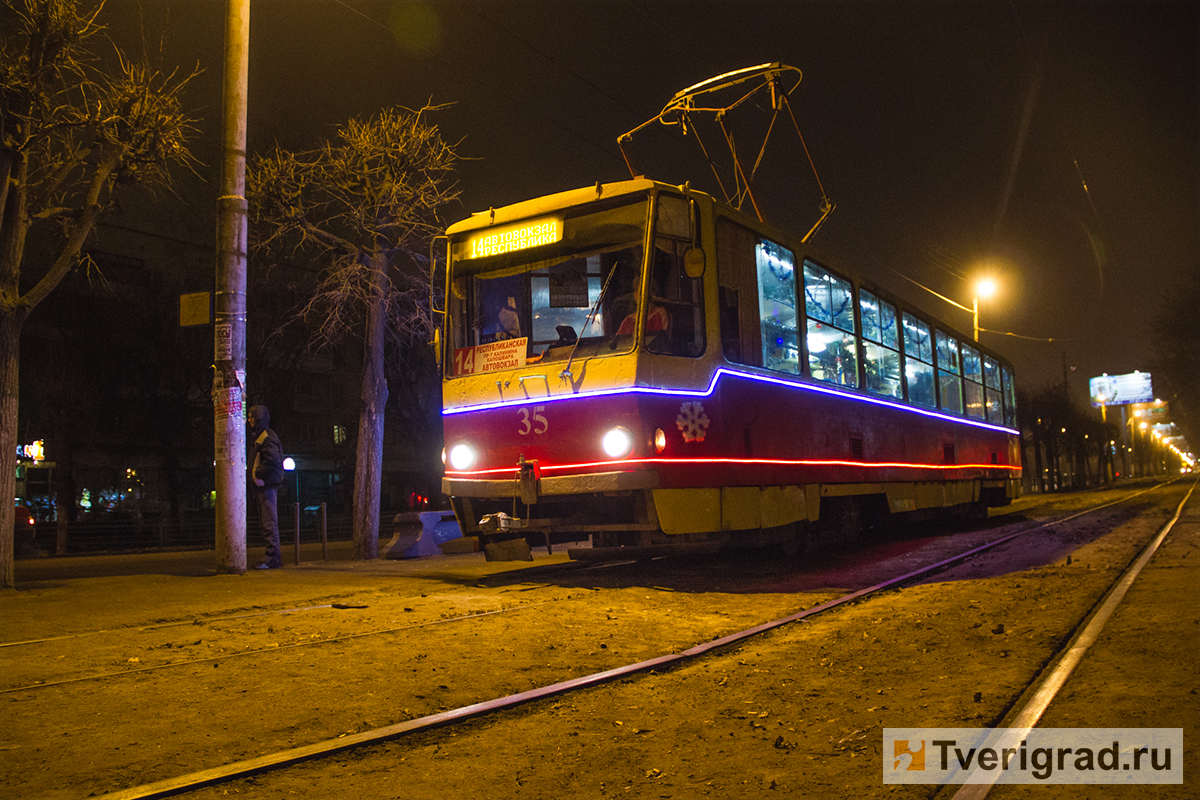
[435,67,1021,559]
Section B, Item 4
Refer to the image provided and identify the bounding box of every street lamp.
[893,270,1001,343]
[283,456,298,502]
[973,278,997,342]
[283,457,299,566]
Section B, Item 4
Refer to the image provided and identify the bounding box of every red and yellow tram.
[437,178,1020,558]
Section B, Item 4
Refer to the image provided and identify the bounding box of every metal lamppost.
[283,457,298,564]
[973,278,997,342]
[899,274,999,342]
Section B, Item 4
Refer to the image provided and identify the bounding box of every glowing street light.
[894,270,1001,342]
[973,278,997,342]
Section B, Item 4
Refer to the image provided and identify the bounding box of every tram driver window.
[477,274,525,344]
[530,258,604,346]
[644,196,706,358]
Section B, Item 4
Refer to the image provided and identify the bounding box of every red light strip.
[446,456,1021,479]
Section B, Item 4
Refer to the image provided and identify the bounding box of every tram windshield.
[445,196,649,377]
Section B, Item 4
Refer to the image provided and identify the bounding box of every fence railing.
[22,505,362,556]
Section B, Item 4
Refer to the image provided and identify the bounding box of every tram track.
[91,480,1188,800]
[0,603,345,649]
[1,551,613,655]
[945,479,1195,799]
[0,601,556,694]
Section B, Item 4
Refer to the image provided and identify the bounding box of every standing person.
[247,405,285,569]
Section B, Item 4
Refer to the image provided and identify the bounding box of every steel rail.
[0,604,338,649]
[0,602,551,694]
[947,478,1196,799]
[100,481,1179,800]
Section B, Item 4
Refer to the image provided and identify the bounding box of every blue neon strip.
[443,366,1019,435]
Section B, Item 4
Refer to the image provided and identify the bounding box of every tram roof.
[446,178,661,236]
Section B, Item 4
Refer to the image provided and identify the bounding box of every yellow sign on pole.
[179,291,211,326]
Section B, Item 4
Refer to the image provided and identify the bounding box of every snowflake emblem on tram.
[676,401,710,443]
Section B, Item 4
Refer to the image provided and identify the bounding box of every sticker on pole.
[213,387,242,420]
[214,322,233,361]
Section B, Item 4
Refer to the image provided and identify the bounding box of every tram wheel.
[824,498,862,545]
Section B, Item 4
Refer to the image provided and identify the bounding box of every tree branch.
[22,149,115,310]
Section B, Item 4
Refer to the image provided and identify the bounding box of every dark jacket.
[248,405,285,489]
[251,428,285,489]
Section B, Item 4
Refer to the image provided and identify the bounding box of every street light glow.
[971,277,998,342]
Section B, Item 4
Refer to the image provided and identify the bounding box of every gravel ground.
[2,480,1196,799]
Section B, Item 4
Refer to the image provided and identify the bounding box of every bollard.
[320,502,327,561]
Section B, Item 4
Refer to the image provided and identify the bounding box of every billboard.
[1089,372,1153,408]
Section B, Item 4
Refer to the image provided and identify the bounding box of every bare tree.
[247,105,459,560]
[0,0,197,588]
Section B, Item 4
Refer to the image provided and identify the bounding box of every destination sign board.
[453,337,528,376]
[464,217,562,259]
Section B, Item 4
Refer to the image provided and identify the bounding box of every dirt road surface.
[3,481,1196,799]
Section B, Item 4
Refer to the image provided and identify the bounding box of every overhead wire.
[1004,0,1109,313]
[334,1,822,232]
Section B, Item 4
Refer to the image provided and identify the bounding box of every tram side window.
[804,260,858,387]
[935,330,964,415]
[646,196,706,357]
[902,312,935,408]
[1002,366,1017,427]
[756,240,800,373]
[962,344,985,419]
[983,355,1003,423]
[716,218,762,367]
[859,290,901,398]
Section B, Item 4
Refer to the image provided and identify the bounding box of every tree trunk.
[1032,430,1045,493]
[0,309,28,589]
[351,262,389,559]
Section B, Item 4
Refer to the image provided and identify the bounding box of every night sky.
[101,0,1197,400]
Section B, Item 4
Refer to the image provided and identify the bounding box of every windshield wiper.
[560,264,621,382]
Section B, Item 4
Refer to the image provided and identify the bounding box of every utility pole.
[213,0,250,574]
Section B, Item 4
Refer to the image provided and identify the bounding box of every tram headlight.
[447,443,478,471]
[601,426,634,459]
[654,428,667,453]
